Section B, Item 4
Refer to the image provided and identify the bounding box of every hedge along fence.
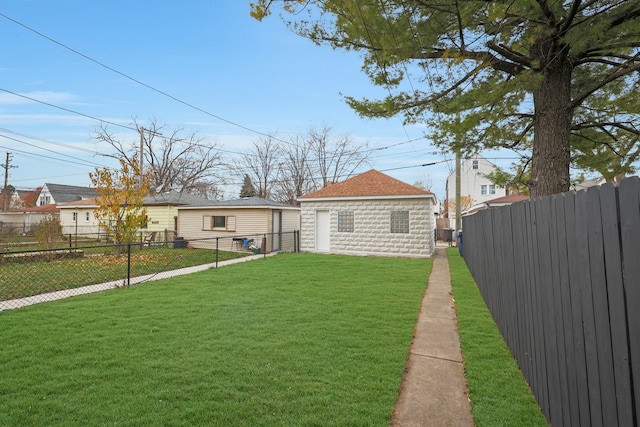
[461,177,640,427]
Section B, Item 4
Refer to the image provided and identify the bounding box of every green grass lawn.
[0,253,431,426]
[0,246,248,300]
[449,248,549,427]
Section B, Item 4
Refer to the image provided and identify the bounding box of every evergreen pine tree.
[240,174,257,198]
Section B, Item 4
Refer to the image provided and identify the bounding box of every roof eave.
[298,194,435,202]
[176,205,300,210]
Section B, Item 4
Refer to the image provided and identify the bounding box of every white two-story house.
[445,154,506,226]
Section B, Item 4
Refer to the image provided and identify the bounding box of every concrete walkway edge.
[391,247,474,427]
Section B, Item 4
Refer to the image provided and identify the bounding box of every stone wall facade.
[300,197,434,258]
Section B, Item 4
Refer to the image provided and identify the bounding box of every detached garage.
[176,196,300,253]
[298,170,436,258]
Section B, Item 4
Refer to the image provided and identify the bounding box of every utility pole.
[454,112,462,233]
[139,127,144,190]
[1,152,17,212]
[455,149,461,232]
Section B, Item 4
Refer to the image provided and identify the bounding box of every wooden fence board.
[585,186,618,426]
[576,189,605,427]
[529,201,550,409]
[563,191,591,426]
[536,196,563,425]
[599,183,634,426]
[531,196,554,420]
[522,202,539,393]
[619,177,640,424]
[553,193,579,426]
[509,202,528,370]
[498,206,516,351]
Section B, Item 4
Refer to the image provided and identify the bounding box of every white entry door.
[315,210,330,252]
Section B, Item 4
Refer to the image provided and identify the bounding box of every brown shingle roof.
[488,194,529,204]
[299,169,433,199]
[8,204,60,214]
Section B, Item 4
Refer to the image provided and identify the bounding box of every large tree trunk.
[530,54,573,197]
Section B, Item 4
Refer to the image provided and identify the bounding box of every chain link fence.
[0,230,299,311]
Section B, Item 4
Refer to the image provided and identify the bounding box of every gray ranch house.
[298,169,436,258]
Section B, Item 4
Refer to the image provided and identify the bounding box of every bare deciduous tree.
[238,128,371,204]
[94,118,225,198]
[274,134,314,204]
[307,126,370,188]
[236,135,282,200]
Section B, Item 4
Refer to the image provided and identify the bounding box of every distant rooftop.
[44,183,97,204]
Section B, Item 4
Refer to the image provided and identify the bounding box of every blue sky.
[0,1,520,201]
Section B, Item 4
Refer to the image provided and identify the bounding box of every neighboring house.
[38,183,97,206]
[57,190,212,240]
[57,198,102,237]
[463,194,529,216]
[445,154,506,226]
[176,196,301,252]
[142,191,211,240]
[0,190,25,210]
[0,204,60,235]
[298,169,436,258]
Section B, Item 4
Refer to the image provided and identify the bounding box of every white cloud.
[0,90,76,105]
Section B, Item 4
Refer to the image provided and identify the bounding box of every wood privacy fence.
[461,177,640,427]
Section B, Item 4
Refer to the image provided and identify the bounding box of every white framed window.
[489,185,496,195]
[84,212,90,222]
[390,211,409,234]
[481,185,487,195]
[472,160,479,170]
[72,212,78,222]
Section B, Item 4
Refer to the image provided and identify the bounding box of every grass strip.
[0,252,431,426]
[448,248,548,427]
[0,247,248,300]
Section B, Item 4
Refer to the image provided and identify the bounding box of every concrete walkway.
[391,246,474,427]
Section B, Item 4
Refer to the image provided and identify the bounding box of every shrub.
[33,215,63,249]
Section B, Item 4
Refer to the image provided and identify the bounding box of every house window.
[481,185,487,195]
[84,212,90,222]
[213,216,226,228]
[472,160,478,170]
[203,215,236,231]
[489,185,496,195]
[338,210,354,232]
[72,212,78,222]
[390,211,409,234]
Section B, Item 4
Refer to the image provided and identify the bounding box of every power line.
[0,13,295,147]
[0,10,449,189]
[0,142,112,169]
[1,11,434,156]
[0,87,136,132]
[0,127,103,156]
[0,132,109,168]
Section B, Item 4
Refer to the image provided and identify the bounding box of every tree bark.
[530,55,573,197]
